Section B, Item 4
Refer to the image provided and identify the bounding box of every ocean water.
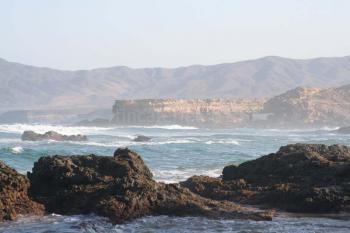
[0,124,350,232]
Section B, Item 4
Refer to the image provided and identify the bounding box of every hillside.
[1,56,350,110]
[262,84,350,127]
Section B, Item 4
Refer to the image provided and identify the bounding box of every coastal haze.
[1,56,350,129]
[2,1,350,233]
[1,56,350,109]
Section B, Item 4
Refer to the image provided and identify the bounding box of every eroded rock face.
[0,161,44,221]
[28,148,272,223]
[21,130,88,141]
[182,144,350,213]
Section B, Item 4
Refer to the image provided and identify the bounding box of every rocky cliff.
[262,85,350,127]
[112,99,264,127]
[111,84,350,128]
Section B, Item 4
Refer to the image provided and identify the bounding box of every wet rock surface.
[0,161,44,222]
[182,144,350,213]
[28,148,272,223]
[21,130,88,141]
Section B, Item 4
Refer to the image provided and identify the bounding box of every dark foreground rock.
[0,161,44,221]
[182,144,350,213]
[28,148,272,224]
[21,130,88,142]
[133,135,151,142]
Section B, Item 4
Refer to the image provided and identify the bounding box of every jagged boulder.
[0,161,44,221]
[182,144,350,213]
[28,148,272,223]
[21,130,88,142]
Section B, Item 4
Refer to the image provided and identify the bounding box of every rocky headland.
[112,98,264,127]
[110,84,350,128]
[261,85,350,128]
[1,144,350,223]
[21,130,88,142]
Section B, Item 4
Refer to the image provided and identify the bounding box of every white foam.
[205,139,240,145]
[69,138,195,148]
[0,124,114,135]
[10,146,23,154]
[129,125,198,130]
[153,168,221,183]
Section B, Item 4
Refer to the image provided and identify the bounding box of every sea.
[0,124,350,233]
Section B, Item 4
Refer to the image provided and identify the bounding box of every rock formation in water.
[3,143,350,223]
[21,130,88,142]
[132,135,151,142]
[0,161,44,221]
[75,118,111,127]
[182,144,350,213]
[28,148,272,224]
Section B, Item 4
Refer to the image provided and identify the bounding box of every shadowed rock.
[27,148,272,223]
[21,130,88,142]
[182,144,350,213]
[0,161,44,221]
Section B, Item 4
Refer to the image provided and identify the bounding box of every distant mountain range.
[1,55,350,110]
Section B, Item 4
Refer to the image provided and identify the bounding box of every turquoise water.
[0,124,350,232]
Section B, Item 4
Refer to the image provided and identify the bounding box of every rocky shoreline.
[1,144,350,224]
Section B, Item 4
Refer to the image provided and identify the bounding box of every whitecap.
[205,139,240,145]
[0,124,115,136]
[10,146,23,154]
[152,168,221,183]
[129,125,198,130]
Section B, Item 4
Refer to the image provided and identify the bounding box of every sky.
[1,0,350,70]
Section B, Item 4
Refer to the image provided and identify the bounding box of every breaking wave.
[9,146,23,154]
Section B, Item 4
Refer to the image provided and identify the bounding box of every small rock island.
[21,130,88,142]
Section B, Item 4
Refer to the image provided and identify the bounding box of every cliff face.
[112,99,264,127]
[262,85,350,127]
[111,84,350,128]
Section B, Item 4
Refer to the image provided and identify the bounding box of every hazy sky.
[1,0,350,70]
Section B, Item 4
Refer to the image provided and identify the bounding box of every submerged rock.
[0,161,44,221]
[75,118,111,127]
[132,135,151,142]
[21,130,88,142]
[28,148,272,223]
[182,144,350,213]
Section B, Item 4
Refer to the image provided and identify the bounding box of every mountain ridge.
[1,55,350,110]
